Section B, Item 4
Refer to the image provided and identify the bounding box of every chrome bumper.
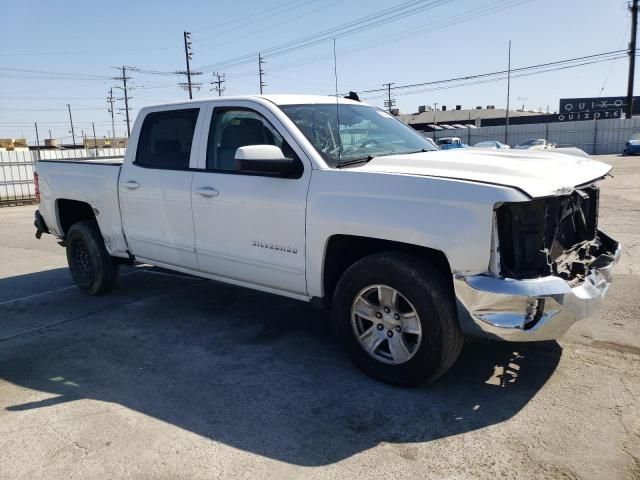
[454,235,621,342]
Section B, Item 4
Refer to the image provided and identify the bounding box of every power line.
[0,45,178,57]
[353,49,629,96]
[0,67,111,79]
[197,0,316,42]
[196,0,340,50]
[360,53,632,101]
[266,0,528,73]
[196,0,452,71]
[193,0,304,33]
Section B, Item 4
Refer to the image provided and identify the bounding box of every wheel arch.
[320,234,453,307]
[56,198,97,237]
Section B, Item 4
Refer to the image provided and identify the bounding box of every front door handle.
[195,186,219,198]
[123,180,140,190]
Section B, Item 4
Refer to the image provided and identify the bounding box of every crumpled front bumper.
[454,232,621,341]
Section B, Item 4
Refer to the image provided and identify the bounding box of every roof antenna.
[333,37,341,165]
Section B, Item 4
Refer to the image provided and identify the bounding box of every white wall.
[426,117,640,154]
[0,148,125,204]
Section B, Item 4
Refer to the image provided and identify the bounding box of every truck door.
[119,107,203,270]
[191,103,311,295]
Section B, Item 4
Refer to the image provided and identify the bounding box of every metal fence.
[426,117,640,154]
[0,148,125,207]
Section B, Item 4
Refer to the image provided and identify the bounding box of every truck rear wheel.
[66,220,119,295]
[331,251,463,386]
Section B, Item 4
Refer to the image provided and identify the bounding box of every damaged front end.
[494,184,618,285]
[454,182,621,341]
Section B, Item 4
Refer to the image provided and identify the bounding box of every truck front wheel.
[66,220,119,295]
[332,252,463,386]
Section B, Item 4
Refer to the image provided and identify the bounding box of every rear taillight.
[34,172,40,203]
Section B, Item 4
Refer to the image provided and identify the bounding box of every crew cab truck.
[34,95,621,386]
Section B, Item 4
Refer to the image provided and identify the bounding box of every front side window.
[280,103,438,167]
[135,109,199,169]
[207,109,298,171]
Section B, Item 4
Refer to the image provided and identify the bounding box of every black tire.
[331,251,463,386]
[66,220,119,295]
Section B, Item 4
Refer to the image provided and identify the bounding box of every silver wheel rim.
[350,284,422,365]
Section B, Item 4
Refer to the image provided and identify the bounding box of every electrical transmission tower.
[211,72,226,96]
[107,88,116,143]
[383,82,395,113]
[177,31,202,99]
[112,66,133,137]
[258,53,266,94]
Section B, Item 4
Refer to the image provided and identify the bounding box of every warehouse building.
[397,105,548,132]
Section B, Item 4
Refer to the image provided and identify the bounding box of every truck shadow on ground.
[0,267,562,466]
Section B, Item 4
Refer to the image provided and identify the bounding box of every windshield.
[279,103,438,167]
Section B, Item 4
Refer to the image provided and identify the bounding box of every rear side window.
[135,109,199,169]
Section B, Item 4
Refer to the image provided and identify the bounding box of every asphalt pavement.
[0,155,638,479]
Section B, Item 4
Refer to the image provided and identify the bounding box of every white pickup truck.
[34,94,620,385]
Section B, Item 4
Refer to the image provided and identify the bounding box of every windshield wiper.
[336,155,375,168]
[402,148,431,154]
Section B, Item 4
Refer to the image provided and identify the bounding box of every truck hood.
[354,148,611,198]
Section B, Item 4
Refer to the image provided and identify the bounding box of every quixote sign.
[559,96,640,115]
[556,109,621,122]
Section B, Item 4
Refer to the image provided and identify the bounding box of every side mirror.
[234,145,299,177]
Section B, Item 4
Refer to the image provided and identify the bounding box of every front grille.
[496,185,600,279]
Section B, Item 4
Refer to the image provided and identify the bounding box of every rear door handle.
[123,180,140,190]
[195,186,219,198]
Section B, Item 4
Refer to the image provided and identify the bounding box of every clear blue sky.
[0,0,633,142]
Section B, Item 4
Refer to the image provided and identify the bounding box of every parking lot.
[0,154,638,480]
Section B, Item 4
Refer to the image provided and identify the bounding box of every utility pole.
[92,122,98,155]
[34,122,41,161]
[211,72,226,96]
[383,82,395,113]
[505,40,512,145]
[259,53,266,94]
[176,32,202,99]
[627,0,638,118]
[66,104,76,147]
[112,66,133,137]
[184,31,193,99]
[107,88,116,144]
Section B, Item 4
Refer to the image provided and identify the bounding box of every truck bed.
[36,159,129,257]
